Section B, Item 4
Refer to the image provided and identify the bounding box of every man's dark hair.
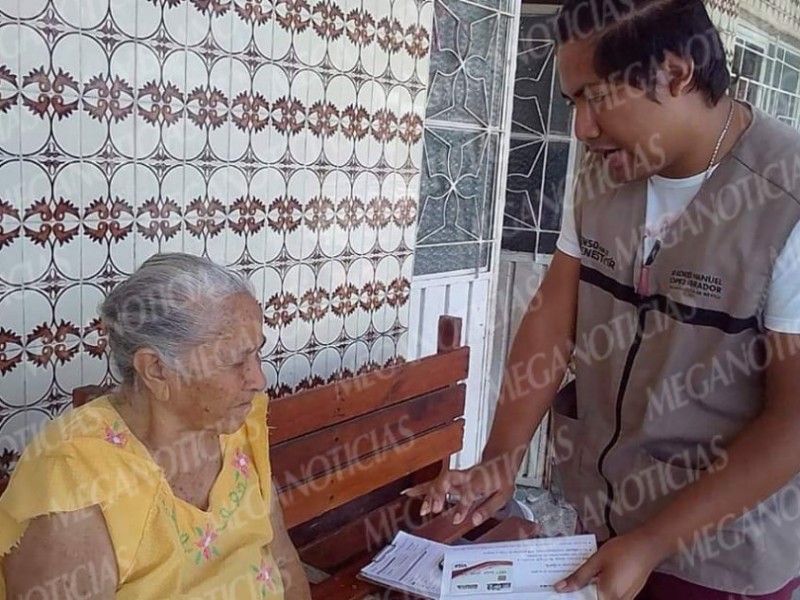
[555,0,730,105]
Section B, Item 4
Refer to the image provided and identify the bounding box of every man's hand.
[402,460,517,527]
[555,532,664,600]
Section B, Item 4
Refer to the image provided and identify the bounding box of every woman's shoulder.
[24,395,138,460]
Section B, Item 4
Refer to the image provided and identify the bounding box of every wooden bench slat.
[290,476,413,549]
[272,384,465,491]
[268,347,469,444]
[280,421,464,529]
[299,495,409,571]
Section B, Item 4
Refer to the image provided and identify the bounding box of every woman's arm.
[269,482,311,600]
[3,505,118,600]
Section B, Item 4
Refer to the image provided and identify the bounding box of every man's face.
[166,292,267,435]
[558,37,677,184]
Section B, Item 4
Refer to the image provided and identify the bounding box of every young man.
[406,1,800,598]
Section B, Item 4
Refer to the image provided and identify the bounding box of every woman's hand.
[555,531,665,600]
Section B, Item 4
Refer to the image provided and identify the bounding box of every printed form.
[359,531,599,600]
[441,535,599,600]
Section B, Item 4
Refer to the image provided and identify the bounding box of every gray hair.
[99,253,255,383]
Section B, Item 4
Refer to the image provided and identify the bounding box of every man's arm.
[559,331,800,596]
[405,250,581,524]
[482,249,581,468]
[269,482,311,600]
[3,505,118,600]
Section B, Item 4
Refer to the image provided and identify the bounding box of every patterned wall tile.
[0,0,431,465]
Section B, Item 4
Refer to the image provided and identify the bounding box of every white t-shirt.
[556,170,800,333]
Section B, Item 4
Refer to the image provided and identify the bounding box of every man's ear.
[661,51,695,97]
[132,348,171,402]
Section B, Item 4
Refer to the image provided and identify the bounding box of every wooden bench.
[71,315,539,599]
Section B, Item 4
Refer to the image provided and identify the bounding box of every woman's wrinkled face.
[167,293,267,434]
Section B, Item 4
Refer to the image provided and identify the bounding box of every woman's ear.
[661,52,695,97]
[132,349,171,403]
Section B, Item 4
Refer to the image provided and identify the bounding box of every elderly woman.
[0,253,311,600]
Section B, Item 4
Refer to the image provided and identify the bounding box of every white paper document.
[441,535,599,600]
[359,531,599,600]
[359,530,447,600]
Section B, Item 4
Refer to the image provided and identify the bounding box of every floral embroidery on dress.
[232,448,251,479]
[193,523,220,563]
[252,557,278,597]
[164,445,254,564]
[104,420,127,447]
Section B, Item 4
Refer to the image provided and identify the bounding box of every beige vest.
[553,107,800,593]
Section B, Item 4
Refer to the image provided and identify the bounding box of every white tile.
[18,22,51,82]
[50,99,82,160]
[209,5,237,54]
[208,56,232,161]
[254,12,291,61]
[355,80,384,168]
[395,329,409,360]
[261,265,283,348]
[390,0,418,83]
[228,57,252,163]
[322,73,356,167]
[0,412,29,455]
[185,2,210,48]
[0,343,26,410]
[370,335,396,365]
[22,406,51,445]
[251,62,288,164]
[134,0,162,40]
[344,257,374,339]
[341,340,370,376]
[80,0,111,29]
[181,164,216,259]
[225,166,250,267]
[183,50,210,160]
[133,45,162,159]
[53,0,85,28]
[0,100,22,157]
[409,90,426,169]
[0,23,21,91]
[327,0,359,73]
[203,166,228,262]
[317,170,349,258]
[315,260,346,345]
[109,0,141,37]
[360,2,390,78]
[372,255,400,333]
[284,169,319,261]
[21,287,53,351]
[293,20,326,68]
[280,263,315,353]
[311,347,342,382]
[416,1,433,87]
[162,0,189,46]
[12,0,46,20]
[384,85,412,169]
[288,69,324,166]
[277,352,311,392]
[245,166,278,265]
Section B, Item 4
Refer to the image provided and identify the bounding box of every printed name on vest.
[579,235,616,269]
[669,269,724,300]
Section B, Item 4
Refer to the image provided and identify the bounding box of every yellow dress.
[0,393,284,600]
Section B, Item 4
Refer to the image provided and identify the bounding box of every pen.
[637,239,661,296]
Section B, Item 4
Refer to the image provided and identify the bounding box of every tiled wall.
[0,0,432,476]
